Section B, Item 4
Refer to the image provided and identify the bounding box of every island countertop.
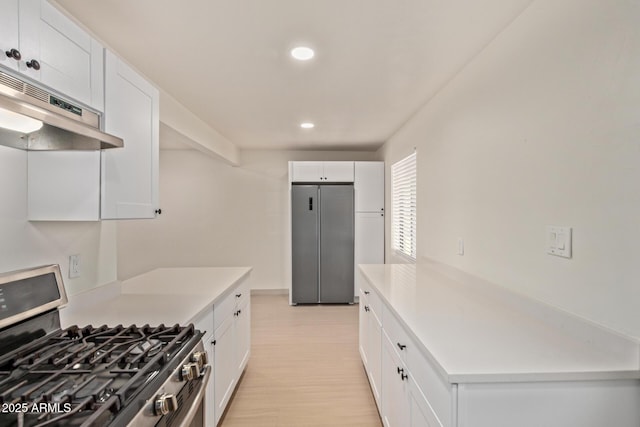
[359,262,640,383]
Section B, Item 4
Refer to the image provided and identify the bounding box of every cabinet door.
[368,305,383,409]
[0,0,20,73]
[323,161,354,182]
[359,290,369,367]
[205,332,216,427]
[355,161,384,212]
[234,295,251,378]
[102,50,159,219]
[291,161,323,182]
[19,0,104,110]
[382,332,410,427]
[214,316,236,425]
[409,378,442,427]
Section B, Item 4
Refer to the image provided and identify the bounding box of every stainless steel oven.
[0,265,211,427]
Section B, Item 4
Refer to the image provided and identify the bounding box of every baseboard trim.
[251,289,289,296]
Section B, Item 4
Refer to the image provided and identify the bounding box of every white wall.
[0,145,117,295]
[379,0,640,338]
[116,147,377,289]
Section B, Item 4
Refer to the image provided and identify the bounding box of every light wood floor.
[220,294,382,427]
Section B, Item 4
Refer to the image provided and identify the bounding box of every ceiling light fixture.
[291,46,315,61]
[300,122,315,129]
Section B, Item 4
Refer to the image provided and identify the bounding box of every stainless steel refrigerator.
[292,184,354,304]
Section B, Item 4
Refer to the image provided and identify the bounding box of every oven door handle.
[178,365,211,427]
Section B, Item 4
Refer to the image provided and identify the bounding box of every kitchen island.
[358,262,640,427]
[60,266,252,426]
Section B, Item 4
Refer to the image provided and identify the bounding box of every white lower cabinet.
[205,333,216,426]
[213,315,235,425]
[382,330,442,427]
[234,295,251,377]
[361,281,640,427]
[381,331,409,427]
[359,283,382,409]
[212,280,251,425]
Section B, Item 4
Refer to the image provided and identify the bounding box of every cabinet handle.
[26,59,40,70]
[364,305,370,312]
[397,343,406,351]
[397,367,404,374]
[155,208,162,215]
[236,293,242,298]
[238,309,242,315]
[364,291,370,295]
[211,340,216,345]
[5,48,21,60]
[401,373,408,381]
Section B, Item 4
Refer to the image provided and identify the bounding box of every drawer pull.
[397,367,404,374]
[401,373,408,381]
[364,305,370,312]
[236,293,242,298]
[397,343,407,351]
[364,291,370,295]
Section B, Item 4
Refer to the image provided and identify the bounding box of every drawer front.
[191,304,214,339]
[406,336,453,427]
[383,305,453,427]
[366,286,382,318]
[382,305,412,362]
[214,290,236,330]
[233,279,250,308]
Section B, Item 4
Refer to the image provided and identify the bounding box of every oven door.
[176,366,211,427]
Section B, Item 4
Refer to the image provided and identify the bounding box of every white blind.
[391,152,416,260]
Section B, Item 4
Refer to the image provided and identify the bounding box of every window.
[391,152,416,261]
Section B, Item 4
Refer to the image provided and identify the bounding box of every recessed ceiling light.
[291,46,315,61]
[300,122,315,129]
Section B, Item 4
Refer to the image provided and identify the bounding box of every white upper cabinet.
[290,161,354,182]
[322,161,354,182]
[1,0,104,111]
[0,1,20,73]
[354,161,384,212]
[101,50,159,219]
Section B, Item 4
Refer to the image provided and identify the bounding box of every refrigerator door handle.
[309,197,313,210]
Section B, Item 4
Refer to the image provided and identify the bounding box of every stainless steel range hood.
[0,71,123,150]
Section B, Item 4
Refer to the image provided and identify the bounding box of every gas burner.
[0,265,208,427]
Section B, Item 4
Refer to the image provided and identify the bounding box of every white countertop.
[359,263,640,383]
[61,267,251,328]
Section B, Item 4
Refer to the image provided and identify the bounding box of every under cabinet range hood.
[0,71,123,150]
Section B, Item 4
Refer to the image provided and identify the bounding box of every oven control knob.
[181,362,201,381]
[191,351,208,370]
[155,393,178,416]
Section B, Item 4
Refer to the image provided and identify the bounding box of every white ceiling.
[54,0,533,151]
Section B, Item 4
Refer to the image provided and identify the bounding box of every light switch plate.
[547,226,572,258]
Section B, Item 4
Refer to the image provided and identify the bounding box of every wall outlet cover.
[546,226,572,258]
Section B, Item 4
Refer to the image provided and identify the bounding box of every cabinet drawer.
[191,304,214,339]
[366,287,382,318]
[214,291,236,330]
[233,279,250,307]
[382,305,412,362]
[383,305,453,427]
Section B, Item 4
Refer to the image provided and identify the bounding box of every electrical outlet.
[546,226,572,258]
[69,255,81,278]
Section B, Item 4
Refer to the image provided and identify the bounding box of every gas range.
[0,265,210,427]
